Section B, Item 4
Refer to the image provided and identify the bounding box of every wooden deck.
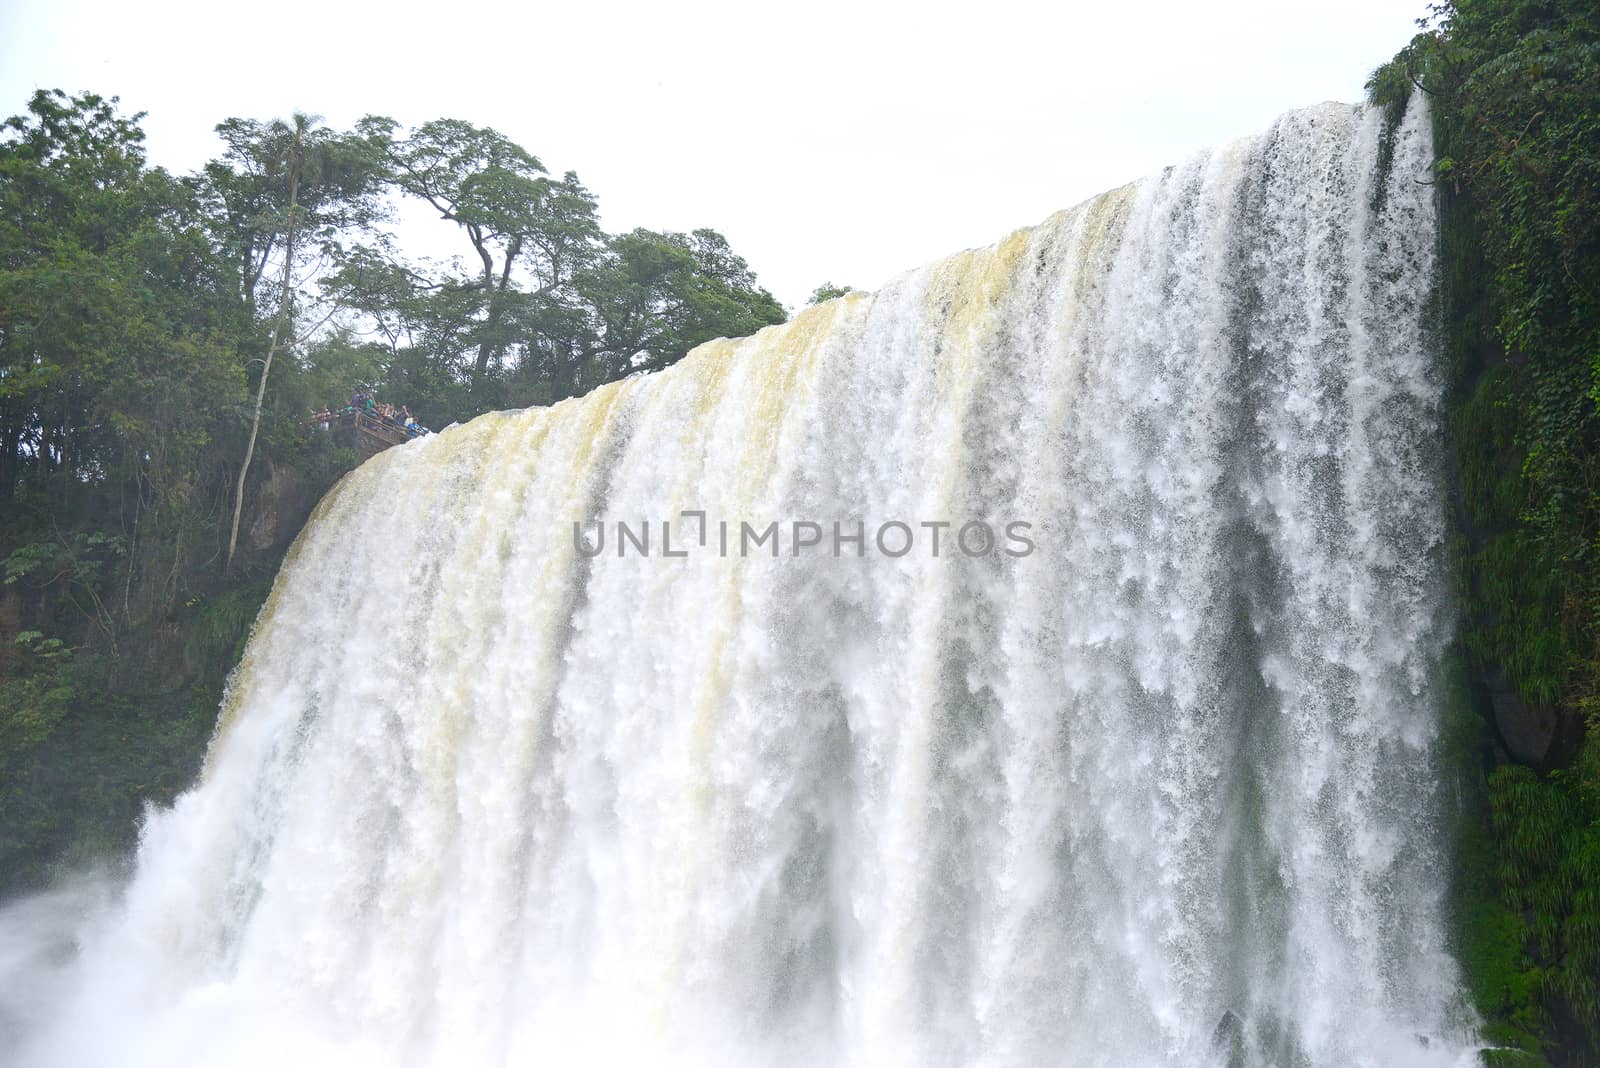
[336,410,411,456]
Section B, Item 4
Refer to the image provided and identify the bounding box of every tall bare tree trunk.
[226,128,302,572]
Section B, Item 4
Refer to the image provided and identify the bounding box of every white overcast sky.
[1,0,1421,309]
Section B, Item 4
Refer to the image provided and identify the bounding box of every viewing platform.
[334,409,413,457]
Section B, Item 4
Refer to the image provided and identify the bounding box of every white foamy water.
[3,96,1479,1067]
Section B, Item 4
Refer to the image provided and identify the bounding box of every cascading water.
[4,95,1479,1067]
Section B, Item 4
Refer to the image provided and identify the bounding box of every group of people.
[353,390,422,433]
[308,389,429,439]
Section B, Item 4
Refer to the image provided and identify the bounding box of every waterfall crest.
[15,95,1475,1067]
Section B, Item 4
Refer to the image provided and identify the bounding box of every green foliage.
[202,113,391,316]
[566,227,787,384]
[181,581,272,685]
[807,282,853,305]
[1374,0,1600,1059]
[3,533,125,591]
[1483,1051,1557,1067]
[0,652,227,885]
[1491,760,1600,1020]
[326,117,786,423]
[13,632,70,660]
[1437,653,1549,1058]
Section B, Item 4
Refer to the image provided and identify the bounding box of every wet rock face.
[1485,665,1584,770]
[246,460,311,554]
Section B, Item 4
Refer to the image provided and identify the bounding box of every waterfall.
[8,95,1477,1067]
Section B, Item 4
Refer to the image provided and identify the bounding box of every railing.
[341,409,410,446]
[309,408,417,454]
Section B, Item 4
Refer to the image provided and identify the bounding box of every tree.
[202,115,392,315]
[376,118,602,389]
[0,89,242,581]
[574,228,786,384]
[205,114,390,571]
[341,119,785,419]
[225,116,303,573]
[807,282,853,304]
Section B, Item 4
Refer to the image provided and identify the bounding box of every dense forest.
[1,0,1597,1063]
[1370,0,1599,1062]
[0,96,789,894]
